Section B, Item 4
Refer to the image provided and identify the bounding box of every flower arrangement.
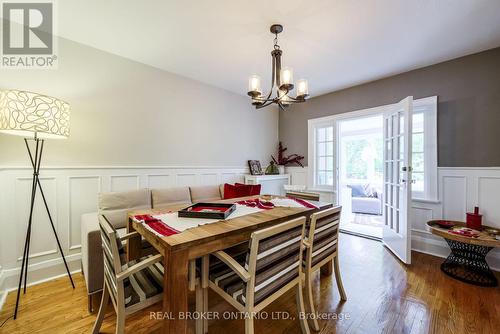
[271,142,304,167]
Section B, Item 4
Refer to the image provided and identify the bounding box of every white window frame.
[308,120,335,192]
[307,96,438,202]
[411,96,438,202]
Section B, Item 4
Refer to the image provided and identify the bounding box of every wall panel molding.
[0,165,248,296]
[2,165,499,299]
[286,166,500,270]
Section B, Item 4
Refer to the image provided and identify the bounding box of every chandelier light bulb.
[297,79,309,98]
[248,75,262,97]
[280,67,294,90]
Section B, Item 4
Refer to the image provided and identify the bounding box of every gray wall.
[0,37,278,167]
[280,47,500,167]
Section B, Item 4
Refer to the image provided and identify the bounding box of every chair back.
[98,214,126,305]
[286,191,320,202]
[306,206,342,269]
[244,216,307,307]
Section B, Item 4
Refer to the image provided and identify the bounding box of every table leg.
[163,248,189,334]
[127,218,142,261]
[320,260,333,276]
[441,239,498,287]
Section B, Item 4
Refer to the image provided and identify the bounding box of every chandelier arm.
[284,95,306,102]
[255,101,275,109]
[253,89,273,103]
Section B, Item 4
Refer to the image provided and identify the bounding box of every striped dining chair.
[92,215,165,334]
[204,216,311,334]
[303,206,346,331]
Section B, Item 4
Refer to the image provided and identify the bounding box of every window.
[411,96,438,201]
[308,122,334,190]
[412,113,425,193]
[315,126,334,187]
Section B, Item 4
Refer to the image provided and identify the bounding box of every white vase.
[278,165,285,174]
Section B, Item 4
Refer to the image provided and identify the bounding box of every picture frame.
[248,160,263,175]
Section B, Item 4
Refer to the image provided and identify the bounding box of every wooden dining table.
[127,195,333,334]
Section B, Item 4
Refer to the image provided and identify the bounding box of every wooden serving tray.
[178,202,236,220]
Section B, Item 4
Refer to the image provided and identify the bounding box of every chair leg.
[333,256,347,301]
[92,285,109,334]
[304,272,320,331]
[116,304,126,334]
[202,255,209,334]
[244,310,254,334]
[203,288,208,334]
[195,284,204,334]
[88,294,93,313]
[296,281,311,334]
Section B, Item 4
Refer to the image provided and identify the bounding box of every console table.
[427,220,500,287]
[244,174,290,196]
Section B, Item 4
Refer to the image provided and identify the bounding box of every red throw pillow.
[223,183,238,199]
[235,183,261,196]
[223,183,262,199]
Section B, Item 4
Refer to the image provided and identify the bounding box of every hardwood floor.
[1,233,499,334]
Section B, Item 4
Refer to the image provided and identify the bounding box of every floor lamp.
[0,89,74,319]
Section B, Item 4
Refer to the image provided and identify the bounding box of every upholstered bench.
[81,185,224,312]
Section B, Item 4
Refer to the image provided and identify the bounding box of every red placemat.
[132,214,180,237]
[288,197,319,209]
[236,198,275,210]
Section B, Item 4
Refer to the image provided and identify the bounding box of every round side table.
[426,220,500,287]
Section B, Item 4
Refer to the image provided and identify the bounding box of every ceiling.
[57,0,500,97]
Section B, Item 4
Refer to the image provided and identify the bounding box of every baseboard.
[0,267,7,312]
[1,253,82,294]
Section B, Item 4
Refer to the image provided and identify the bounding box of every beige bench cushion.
[151,186,192,209]
[190,185,222,203]
[98,189,151,229]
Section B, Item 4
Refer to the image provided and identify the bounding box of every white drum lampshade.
[0,89,70,139]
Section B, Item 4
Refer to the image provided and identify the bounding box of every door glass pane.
[413,152,424,172]
[394,207,399,233]
[392,115,397,136]
[413,172,424,192]
[413,112,424,132]
[399,136,404,160]
[413,133,424,152]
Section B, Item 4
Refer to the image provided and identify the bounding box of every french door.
[382,96,413,264]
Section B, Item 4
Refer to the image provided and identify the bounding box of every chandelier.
[247,24,309,111]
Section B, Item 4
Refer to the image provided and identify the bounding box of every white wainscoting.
[286,166,500,270]
[0,165,248,296]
